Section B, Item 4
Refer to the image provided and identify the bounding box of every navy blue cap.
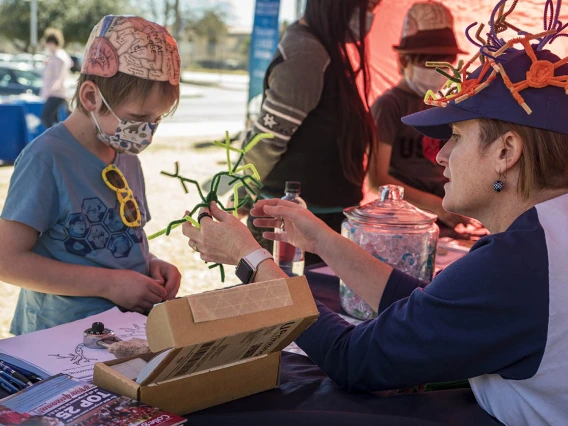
[402,48,568,140]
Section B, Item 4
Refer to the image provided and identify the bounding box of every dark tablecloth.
[184,270,502,426]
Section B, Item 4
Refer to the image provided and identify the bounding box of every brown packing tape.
[187,279,293,323]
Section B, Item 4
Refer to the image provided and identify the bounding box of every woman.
[241,0,380,265]
[40,28,73,128]
[184,31,568,425]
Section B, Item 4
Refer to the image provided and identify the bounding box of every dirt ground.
[0,133,243,338]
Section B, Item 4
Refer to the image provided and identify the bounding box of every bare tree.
[187,10,228,57]
[143,0,160,23]
[172,0,183,41]
[164,0,172,28]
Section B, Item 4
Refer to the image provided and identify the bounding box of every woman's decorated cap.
[402,0,568,139]
[81,15,180,86]
[393,2,466,55]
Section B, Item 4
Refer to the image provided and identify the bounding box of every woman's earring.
[493,180,504,192]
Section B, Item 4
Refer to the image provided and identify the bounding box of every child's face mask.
[404,63,447,97]
[91,89,161,155]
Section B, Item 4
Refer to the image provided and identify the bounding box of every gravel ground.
[0,133,243,338]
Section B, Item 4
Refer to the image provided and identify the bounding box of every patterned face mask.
[91,89,161,155]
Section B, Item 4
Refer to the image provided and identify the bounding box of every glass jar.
[340,185,439,320]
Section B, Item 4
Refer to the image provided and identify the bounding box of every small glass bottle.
[274,181,307,276]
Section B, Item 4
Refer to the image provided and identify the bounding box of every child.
[368,2,469,230]
[0,15,182,334]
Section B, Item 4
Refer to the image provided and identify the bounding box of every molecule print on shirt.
[49,197,146,258]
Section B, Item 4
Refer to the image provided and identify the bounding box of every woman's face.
[436,119,496,217]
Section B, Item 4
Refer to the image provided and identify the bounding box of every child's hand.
[105,270,168,314]
[436,208,472,229]
[149,258,181,300]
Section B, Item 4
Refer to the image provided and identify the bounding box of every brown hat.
[393,2,466,55]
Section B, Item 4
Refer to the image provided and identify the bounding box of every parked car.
[70,53,83,73]
[0,62,42,96]
[0,53,14,62]
[12,53,47,69]
[197,59,247,71]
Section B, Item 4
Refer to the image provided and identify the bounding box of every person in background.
[40,28,73,129]
[240,0,380,265]
[0,16,182,334]
[368,2,470,230]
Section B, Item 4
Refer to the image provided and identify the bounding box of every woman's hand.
[250,199,331,255]
[182,201,261,265]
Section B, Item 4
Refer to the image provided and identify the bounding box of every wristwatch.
[235,248,274,284]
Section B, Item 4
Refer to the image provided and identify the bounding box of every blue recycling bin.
[10,99,68,143]
[0,104,29,163]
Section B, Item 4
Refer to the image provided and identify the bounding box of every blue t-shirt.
[1,123,151,334]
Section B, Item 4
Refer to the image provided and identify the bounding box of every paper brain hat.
[81,15,181,86]
[393,1,465,54]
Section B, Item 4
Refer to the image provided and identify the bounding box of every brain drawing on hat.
[393,2,464,55]
[82,15,181,86]
[401,2,454,37]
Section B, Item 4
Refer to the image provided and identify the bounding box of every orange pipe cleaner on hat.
[423,0,568,115]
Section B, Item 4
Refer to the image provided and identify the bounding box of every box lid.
[143,276,318,384]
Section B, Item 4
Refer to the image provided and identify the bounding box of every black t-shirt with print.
[371,86,447,198]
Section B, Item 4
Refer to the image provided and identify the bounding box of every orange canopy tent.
[355,0,568,201]
[364,0,568,104]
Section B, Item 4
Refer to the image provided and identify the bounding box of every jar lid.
[344,185,438,226]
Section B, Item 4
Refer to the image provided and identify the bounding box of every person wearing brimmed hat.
[0,15,182,334]
[180,2,568,423]
[369,1,470,232]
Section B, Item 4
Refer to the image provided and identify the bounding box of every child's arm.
[0,219,167,313]
[368,142,469,228]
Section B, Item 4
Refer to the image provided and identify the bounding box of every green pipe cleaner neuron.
[148,131,274,282]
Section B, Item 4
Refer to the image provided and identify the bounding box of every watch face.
[236,258,255,284]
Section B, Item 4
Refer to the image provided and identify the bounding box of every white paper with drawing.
[0,308,147,382]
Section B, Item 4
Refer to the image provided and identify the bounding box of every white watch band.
[244,248,273,270]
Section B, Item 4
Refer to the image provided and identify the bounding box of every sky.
[225,0,299,29]
[173,0,300,31]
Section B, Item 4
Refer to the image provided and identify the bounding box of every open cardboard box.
[94,276,319,415]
